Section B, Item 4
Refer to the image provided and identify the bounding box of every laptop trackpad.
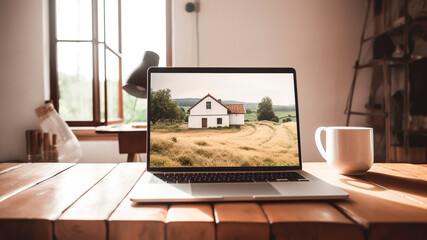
[191,183,280,197]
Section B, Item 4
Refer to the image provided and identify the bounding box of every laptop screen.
[147,68,302,171]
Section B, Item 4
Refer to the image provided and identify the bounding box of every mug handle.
[315,127,327,160]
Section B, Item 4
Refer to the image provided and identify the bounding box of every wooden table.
[0,162,426,240]
[95,123,147,162]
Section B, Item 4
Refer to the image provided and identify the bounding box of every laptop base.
[130,170,348,203]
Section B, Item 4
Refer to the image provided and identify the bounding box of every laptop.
[130,67,348,202]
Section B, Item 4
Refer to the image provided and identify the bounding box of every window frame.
[49,0,123,126]
[206,101,211,109]
[217,118,222,124]
[49,0,171,127]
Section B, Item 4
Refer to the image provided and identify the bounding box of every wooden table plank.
[0,162,28,175]
[304,163,427,240]
[109,203,168,240]
[166,204,215,240]
[262,202,364,240]
[214,202,269,240]
[0,163,115,240]
[108,168,168,240]
[54,163,145,240]
[358,164,427,206]
[0,163,74,202]
[375,163,427,181]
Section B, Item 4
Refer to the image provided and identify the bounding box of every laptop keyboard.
[152,172,309,183]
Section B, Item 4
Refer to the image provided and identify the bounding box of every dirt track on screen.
[150,121,299,167]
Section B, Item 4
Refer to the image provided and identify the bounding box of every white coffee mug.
[315,126,374,175]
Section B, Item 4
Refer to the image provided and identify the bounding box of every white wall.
[172,0,368,162]
[229,114,244,125]
[0,0,49,161]
[189,96,228,116]
[189,96,230,128]
[189,115,229,128]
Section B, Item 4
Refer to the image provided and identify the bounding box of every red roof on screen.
[225,104,246,114]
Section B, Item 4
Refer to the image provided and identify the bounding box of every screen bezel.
[147,67,302,172]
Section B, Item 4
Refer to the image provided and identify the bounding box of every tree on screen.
[257,97,277,121]
[150,89,185,124]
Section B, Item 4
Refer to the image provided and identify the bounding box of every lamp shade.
[123,51,159,98]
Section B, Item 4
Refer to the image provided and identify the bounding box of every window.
[49,0,171,126]
[217,118,222,124]
[206,102,211,109]
[49,0,122,126]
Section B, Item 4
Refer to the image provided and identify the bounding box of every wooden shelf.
[362,15,427,43]
[355,58,405,69]
[348,111,387,117]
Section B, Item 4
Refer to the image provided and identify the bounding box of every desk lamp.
[123,51,159,98]
[123,51,159,127]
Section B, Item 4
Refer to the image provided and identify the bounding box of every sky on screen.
[151,73,296,106]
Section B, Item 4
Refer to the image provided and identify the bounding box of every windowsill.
[72,127,118,141]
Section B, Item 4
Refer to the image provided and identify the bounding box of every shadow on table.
[358,171,427,199]
[339,176,386,192]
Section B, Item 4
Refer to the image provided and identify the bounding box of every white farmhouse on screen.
[187,94,246,128]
